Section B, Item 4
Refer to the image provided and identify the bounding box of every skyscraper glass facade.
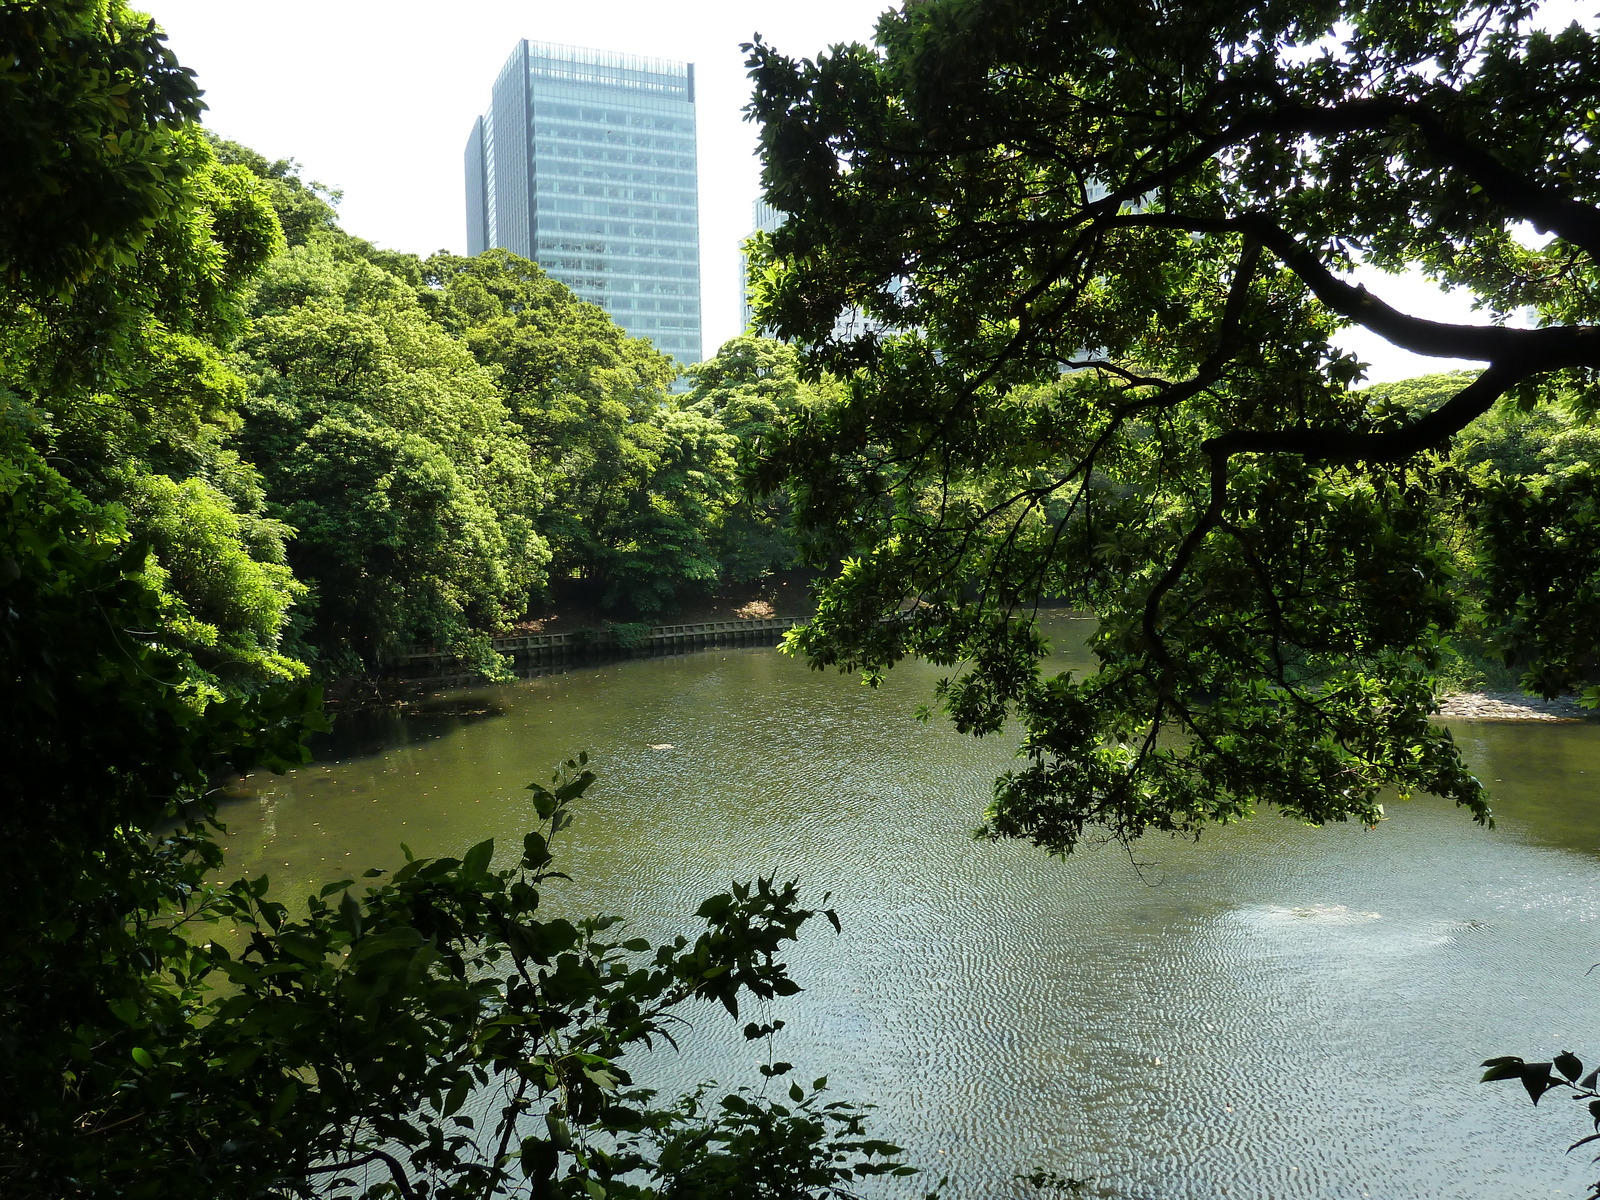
[465,41,702,366]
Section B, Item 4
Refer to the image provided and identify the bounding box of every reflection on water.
[1243,903,1383,925]
[223,617,1600,1198]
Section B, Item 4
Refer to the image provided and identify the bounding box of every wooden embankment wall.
[398,617,806,675]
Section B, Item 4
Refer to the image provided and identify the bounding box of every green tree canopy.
[233,239,547,673]
[2,14,920,1199]
[1,6,299,697]
[0,0,206,296]
[682,335,828,582]
[423,250,675,437]
[207,137,345,250]
[3,124,284,457]
[744,0,1600,856]
[423,250,692,610]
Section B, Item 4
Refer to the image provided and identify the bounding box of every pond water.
[225,618,1600,1198]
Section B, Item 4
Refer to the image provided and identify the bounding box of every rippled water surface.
[226,618,1600,1198]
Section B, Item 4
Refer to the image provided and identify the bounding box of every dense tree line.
[199,137,822,680]
[11,108,822,690]
[1362,370,1600,697]
[0,4,895,1197]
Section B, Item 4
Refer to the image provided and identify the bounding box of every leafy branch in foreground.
[6,749,924,1200]
[1482,1051,1600,1199]
[196,757,917,1200]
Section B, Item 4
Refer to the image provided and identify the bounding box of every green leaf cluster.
[0,417,324,1192]
[743,0,1600,853]
[2,7,300,696]
[231,237,548,674]
[71,760,912,1200]
[0,0,207,296]
[1482,1051,1600,1199]
[2,14,921,1200]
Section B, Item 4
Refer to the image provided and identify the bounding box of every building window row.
[557,276,700,295]
[540,102,693,135]
[536,180,697,207]
[537,198,695,225]
[527,61,688,99]
[539,262,701,286]
[608,298,698,314]
[547,216,698,243]
[535,88,691,120]
[539,243,697,265]
[535,146,695,174]
[542,162,695,188]
[533,122,694,154]
[555,273,700,293]
[622,315,698,331]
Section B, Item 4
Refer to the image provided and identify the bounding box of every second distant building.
[464,40,702,366]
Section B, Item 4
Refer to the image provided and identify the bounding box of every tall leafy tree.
[743,0,1600,1173]
[587,399,740,615]
[745,0,1600,851]
[423,250,675,436]
[426,250,746,616]
[0,0,318,1182]
[682,335,824,582]
[208,137,345,250]
[1,2,301,695]
[423,251,678,601]
[234,241,548,674]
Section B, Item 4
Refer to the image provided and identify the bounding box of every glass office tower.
[465,41,702,366]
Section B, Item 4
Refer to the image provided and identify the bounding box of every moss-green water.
[223,618,1600,1198]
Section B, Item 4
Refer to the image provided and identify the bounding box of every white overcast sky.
[146,0,1592,381]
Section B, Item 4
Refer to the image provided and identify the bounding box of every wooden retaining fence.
[398,616,806,673]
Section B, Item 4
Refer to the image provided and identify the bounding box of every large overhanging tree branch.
[748,10,1600,1169]
[744,0,1600,856]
